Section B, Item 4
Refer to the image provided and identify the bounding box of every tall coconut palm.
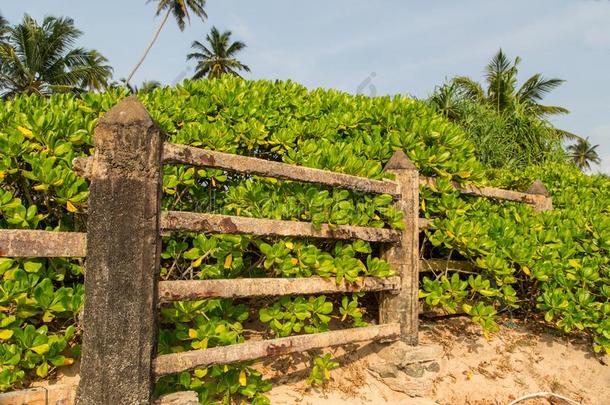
[126,0,207,84]
[448,49,580,140]
[453,49,568,117]
[0,15,113,97]
[187,26,250,79]
[567,138,601,171]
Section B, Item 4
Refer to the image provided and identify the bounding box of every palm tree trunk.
[125,8,171,85]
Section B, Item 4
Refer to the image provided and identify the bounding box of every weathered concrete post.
[76,97,163,405]
[527,179,553,212]
[380,150,419,345]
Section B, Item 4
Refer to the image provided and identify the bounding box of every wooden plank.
[162,143,400,197]
[76,97,163,405]
[418,217,432,230]
[160,211,401,243]
[380,151,419,345]
[153,323,400,377]
[0,230,86,257]
[158,276,401,303]
[419,176,549,207]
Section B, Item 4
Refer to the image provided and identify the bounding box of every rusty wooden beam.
[160,211,401,243]
[153,323,400,377]
[158,276,400,303]
[162,143,400,197]
[419,176,553,210]
[418,217,432,230]
[0,230,86,257]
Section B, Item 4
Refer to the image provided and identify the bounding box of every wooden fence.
[0,97,552,404]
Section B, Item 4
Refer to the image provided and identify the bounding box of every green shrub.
[0,77,608,403]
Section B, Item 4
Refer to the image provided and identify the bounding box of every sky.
[2,1,609,173]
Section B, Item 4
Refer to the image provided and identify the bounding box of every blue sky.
[3,1,609,172]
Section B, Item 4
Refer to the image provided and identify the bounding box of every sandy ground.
[20,317,610,405]
[264,318,610,405]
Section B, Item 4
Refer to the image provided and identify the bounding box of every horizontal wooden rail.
[158,276,400,303]
[162,143,400,197]
[418,217,432,229]
[419,176,550,208]
[0,230,87,257]
[153,322,400,377]
[160,211,401,242]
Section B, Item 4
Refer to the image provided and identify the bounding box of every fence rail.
[158,276,400,303]
[161,211,401,242]
[153,322,400,377]
[163,143,400,196]
[0,230,86,257]
[0,96,554,404]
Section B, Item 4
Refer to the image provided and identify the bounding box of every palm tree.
[0,15,113,97]
[448,49,579,140]
[428,81,465,120]
[139,80,162,93]
[567,138,601,171]
[126,0,207,84]
[453,49,568,117]
[187,26,250,79]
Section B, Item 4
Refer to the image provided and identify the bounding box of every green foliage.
[0,15,113,97]
[427,49,575,170]
[441,99,566,169]
[421,163,610,353]
[1,76,608,403]
[307,353,339,387]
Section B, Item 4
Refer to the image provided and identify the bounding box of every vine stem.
[507,391,581,405]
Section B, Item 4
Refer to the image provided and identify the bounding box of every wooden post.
[75,97,164,405]
[380,150,419,345]
[527,179,553,212]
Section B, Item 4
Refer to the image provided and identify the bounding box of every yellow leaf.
[223,364,229,372]
[568,259,580,268]
[0,329,13,340]
[63,358,74,366]
[17,126,33,138]
[188,329,198,339]
[446,230,455,239]
[31,343,50,355]
[192,256,203,268]
[324,368,330,380]
[522,266,531,276]
[194,368,208,378]
[33,184,48,191]
[193,338,208,350]
[239,370,247,386]
[66,201,78,213]
[36,362,48,378]
[224,254,233,269]
[42,311,54,323]
[291,258,299,266]
[285,241,294,249]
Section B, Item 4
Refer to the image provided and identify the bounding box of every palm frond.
[517,74,565,103]
[452,76,485,100]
